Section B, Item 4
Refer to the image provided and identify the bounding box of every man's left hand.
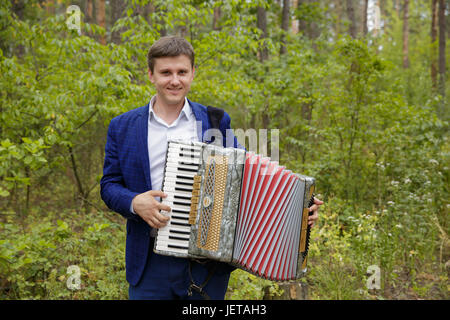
[308,197,324,228]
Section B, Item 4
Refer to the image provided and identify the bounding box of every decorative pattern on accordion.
[196,155,228,251]
[188,175,201,225]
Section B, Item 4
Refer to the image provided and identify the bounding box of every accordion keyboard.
[155,142,202,255]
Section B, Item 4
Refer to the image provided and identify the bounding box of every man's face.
[148,55,195,108]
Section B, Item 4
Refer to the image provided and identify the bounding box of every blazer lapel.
[137,103,152,190]
[189,99,210,142]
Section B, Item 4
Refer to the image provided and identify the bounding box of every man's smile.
[167,87,182,93]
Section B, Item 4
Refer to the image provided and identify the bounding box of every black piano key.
[169,235,189,241]
[168,244,189,250]
[170,221,190,227]
[170,229,190,235]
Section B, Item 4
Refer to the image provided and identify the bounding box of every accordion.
[154,139,315,281]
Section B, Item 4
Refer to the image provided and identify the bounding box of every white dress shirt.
[147,96,199,193]
[130,96,199,233]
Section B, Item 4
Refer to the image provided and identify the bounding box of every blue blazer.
[100,99,239,286]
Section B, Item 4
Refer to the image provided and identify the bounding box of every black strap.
[187,260,218,300]
[207,106,224,130]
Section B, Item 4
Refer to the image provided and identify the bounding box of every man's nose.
[170,74,181,85]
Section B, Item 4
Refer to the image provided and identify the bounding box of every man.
[100,36,323,300]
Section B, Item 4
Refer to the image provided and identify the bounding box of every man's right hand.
[132,190,171,229]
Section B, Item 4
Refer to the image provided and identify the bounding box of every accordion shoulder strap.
[187,260,218,300]
[207,105,224,130]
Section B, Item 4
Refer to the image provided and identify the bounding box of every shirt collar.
[149,96,193,123]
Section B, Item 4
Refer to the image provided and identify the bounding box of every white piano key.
[168,193,193,200]
[165,163,199,172]
[164,171,196,179]
[163,192,192,199]
[156,237,190,245]
[167,149,201,157]
[156,236,190,245]
[163,180,194,188]
[160,235,189,243]
[164,176,195,186]
[163,183,194,191]
[169,201,191,208]
[167,218,191,226]
[168,144,202,152]
[157,230,190,239]
[161,209,191,217]
[160,202,191,212]
[165,160,199,168]
[166,154,201,165]
[162,189,193,198]
[162,198,191,208]
[161,192,192,203]
[170,219,190,225]
[161,208,190,217]
[161,189,193,199]
[166,153,201,161]
[158,224,191,234]
[167,148,201,156]
[164,166,199,176]
[156,244,189,254]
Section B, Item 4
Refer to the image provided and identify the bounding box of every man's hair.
[147,36,195,72]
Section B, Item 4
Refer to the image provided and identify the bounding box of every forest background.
[0,0,448,300]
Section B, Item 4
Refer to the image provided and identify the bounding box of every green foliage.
[0,210,127,299]
[226,269,282,300]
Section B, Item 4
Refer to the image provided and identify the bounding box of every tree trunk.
[402,0,409,68]
[379,0,387,21]
[373,0,381,38]
[178,18,189,38]
[257,6,269,62]
[298,0,307,35]
[333,0,343,37]
[395,0,401,18]
[86,0,94,24]
[291,0,299,34]
[45,0,55,15]
[156,3,167,37]
[213,5,221,30]
[110,0,126,44]
[256,6,270,131]
[438,0,446,98]
[346,0,357,38]
[143,1,154,25]
[68,146,86,209]
[280,0,290,55]
[299,0,320,40]
[431,0,439,90]
[96,0,106,45]
[362,0,369,36]
[11,0,26,20]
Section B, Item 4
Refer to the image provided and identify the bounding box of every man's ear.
[148,69,154,83]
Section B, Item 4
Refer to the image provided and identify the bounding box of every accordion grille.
[196,155,228,251]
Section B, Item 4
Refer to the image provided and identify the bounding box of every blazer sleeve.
[100,118,140,220]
